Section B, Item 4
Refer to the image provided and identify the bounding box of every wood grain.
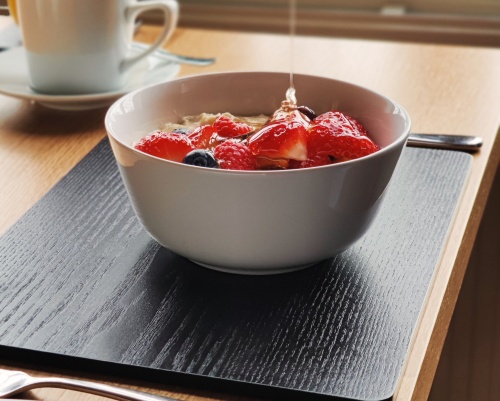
[0,25,499,401]
[428,166,500,401]
[0,140,472,400]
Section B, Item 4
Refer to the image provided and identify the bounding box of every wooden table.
[1,23,499,401]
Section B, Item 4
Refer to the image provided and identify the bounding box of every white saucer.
[0,44,180,111]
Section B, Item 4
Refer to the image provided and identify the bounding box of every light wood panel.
[429,167,500,401]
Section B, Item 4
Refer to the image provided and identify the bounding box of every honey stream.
[283,0,297,111]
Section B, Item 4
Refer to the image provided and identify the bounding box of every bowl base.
[189,259,321,275]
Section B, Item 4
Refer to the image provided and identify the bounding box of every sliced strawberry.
[188,124,219,149]
[308,111,379,161]
[312,110,369,137]
[248,121,308,161]
[269,108,311,125]
[134,131,195,162]
[345,115,369,136]
[289,153,332,169]
[214,140,256,170]
[213,115,253,138]
[255,157,289,170]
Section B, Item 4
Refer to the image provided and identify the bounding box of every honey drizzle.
[283,0,297,111]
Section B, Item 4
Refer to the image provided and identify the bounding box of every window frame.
[142,0,500,47]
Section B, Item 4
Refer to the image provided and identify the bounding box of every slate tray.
[0,139,472,401]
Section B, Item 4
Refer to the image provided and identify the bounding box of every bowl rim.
[105,71,411,174]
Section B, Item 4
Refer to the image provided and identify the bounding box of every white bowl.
[105,72,410,274]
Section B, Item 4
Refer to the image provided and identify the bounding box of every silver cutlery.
[0,369,179,401]
[132,42,216,66]
[408,133,482,152]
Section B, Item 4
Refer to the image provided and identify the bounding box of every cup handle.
[121,0,179,71]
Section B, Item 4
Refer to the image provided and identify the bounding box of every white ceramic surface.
[0,46,179,110]
[105,72,411,274]
[16,0,178,94]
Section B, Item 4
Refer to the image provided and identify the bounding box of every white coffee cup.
[16,0,179,94]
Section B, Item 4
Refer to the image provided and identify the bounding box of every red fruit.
[213,115,253,138]
[248,121,308,161]
[289,153,332,169]
[308,111,379,161]
[269,108,311,125]
[214,141,256,170]
[255,157,289,170]
[188,125,219,149]
[134,131,195,162]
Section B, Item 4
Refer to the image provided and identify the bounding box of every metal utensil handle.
[407,133,483,153]
[33,377,178,401]
[131,43,216,66]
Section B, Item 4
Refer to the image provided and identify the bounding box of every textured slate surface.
[0,139,472,400]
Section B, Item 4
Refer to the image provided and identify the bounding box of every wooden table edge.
[394,126,500,401]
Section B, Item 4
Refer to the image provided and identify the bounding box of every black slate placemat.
[0,139,472,401]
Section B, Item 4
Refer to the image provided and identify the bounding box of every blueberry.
[297,105,317,120]
[172,127,191,135]
[183,150,219,168]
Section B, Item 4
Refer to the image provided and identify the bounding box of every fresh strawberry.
[214,140,256,170]
[247,103,310,162]
[308,111,379,161]
[312,110,369,136]
[289,153,332,169]
[269,108,311,125]
[248,121,308,161]
[134,131,195,162]
[213,115,253,138]
[188,124,219,149]
[255,157,290,170]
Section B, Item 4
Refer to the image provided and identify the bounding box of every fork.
[0,369,179,401]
